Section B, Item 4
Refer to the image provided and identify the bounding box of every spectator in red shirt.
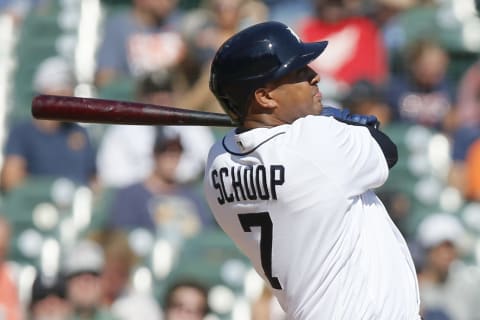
[298,0,388,97]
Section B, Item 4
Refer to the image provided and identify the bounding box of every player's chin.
[313,99,323,115]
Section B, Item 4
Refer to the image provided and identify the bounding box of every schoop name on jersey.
[210,165,285,205]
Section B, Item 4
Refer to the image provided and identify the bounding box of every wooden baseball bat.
[31,94,237,127]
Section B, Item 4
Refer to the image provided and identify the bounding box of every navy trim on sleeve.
[368,127,398,169]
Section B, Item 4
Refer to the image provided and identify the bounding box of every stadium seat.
[166,228,247,285]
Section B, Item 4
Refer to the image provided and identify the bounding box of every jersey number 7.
[238,212,283,290]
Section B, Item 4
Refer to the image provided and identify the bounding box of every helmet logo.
[287,27,301,43]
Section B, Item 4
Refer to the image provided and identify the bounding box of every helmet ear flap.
[210,75,240,122]
[218,94,242,123]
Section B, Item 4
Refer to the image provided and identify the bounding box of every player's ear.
[253,87,277,110]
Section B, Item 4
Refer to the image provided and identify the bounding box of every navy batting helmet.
[209,21,328,123]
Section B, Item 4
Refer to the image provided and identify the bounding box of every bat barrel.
[31,94,237,127]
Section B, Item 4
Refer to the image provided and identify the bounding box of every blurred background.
[1,0,480,319]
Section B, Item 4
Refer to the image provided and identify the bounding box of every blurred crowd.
[0,0,480,319]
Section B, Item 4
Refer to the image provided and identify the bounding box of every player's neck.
[241,115,286,131]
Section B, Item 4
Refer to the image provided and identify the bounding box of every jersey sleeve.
[298,116,389,198]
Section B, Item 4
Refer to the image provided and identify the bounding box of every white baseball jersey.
[204,115,421,320]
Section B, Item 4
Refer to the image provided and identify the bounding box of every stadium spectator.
[416,213,480,320]
[385,39,453,128]
[458,138,480,200]
[455,58,480,127]
[89,229,164,320]
[342,79,392,126]
[371,0,418,73]
[446,59,480,195]
[0,216,21,320]
[263,0,312,28]
[163,280,209,320]
[178,0,268,114]
[181,0,261,73]
[380,0,480,76]
[251,284,286,320]
[106,128,214,234]
[89,230,138,308]
[379,0,437,57]
[297,0,388,100]
[63,240,116,320]
[0,56,97,193]
[95,0,186,88]
[29,271,72,320]
[372,0,417,29]
[0,0,35,25]
[96,70,214,188]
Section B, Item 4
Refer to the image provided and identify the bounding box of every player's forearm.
[368,127,398,169]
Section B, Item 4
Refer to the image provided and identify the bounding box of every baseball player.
[203,21,421,319]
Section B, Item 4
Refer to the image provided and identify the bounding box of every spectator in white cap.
[416,212,465,253]
[1,55,97,193]
[63,240,116,320]
[32,56,76,95]
[416,213,480,320]
[64,240,105,278]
